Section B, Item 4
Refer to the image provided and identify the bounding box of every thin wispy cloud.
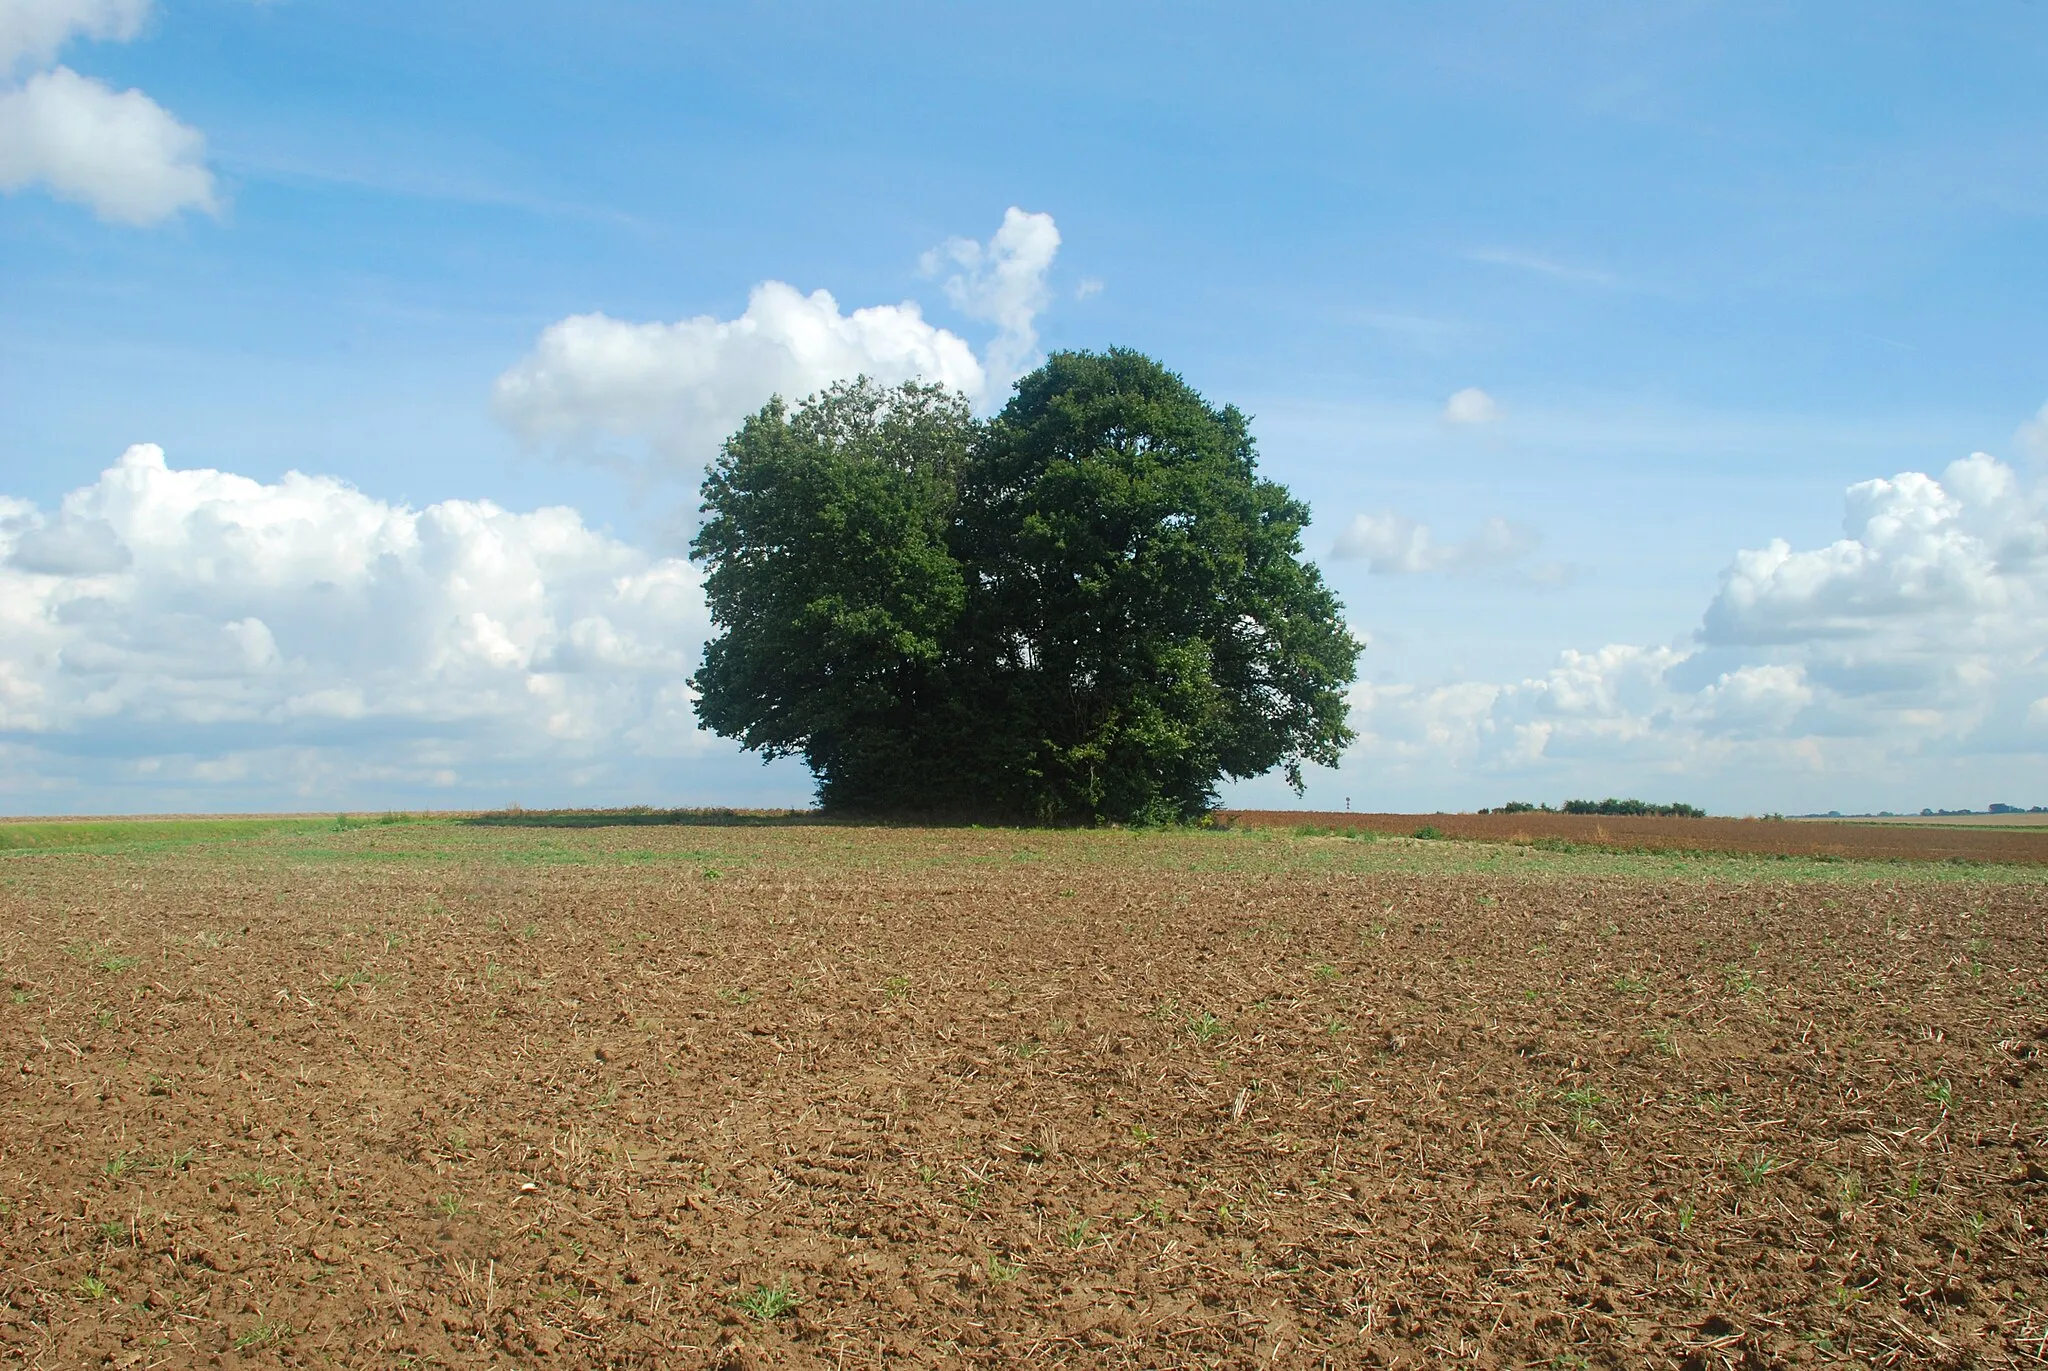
[1466,247,1616,286]
[1332,510,1559,581]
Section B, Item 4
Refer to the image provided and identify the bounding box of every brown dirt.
[1223,810,2048,865]
[1,825,2044,1368]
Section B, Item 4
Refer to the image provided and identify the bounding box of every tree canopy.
[690,350,1361,824]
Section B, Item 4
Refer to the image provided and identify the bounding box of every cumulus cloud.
[2020,402,2048,466]
[493,283,983,477]
[495,208,1061,477]
[919,206,1060,385]
[1344,450,2048,797]
[1331,510,1546,577]
[1442,387,1500,424]
[0,0,146,73]
[0,65,215,223]
[0,0,216,224]
[0,445,721,803]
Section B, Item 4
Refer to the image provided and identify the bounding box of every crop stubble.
[1,825,2044,1368]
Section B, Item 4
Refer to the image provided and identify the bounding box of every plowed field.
[1222,810,2048,866]
[2,823,2044,1369]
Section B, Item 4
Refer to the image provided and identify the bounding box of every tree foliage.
[690,351,1361,823]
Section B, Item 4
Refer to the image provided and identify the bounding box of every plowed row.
[1223,810,2048,865]
[1,824,2044,1368]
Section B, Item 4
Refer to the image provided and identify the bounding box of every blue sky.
[3,0,2046,816]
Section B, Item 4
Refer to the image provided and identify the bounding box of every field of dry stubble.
[2,819,2045,1369]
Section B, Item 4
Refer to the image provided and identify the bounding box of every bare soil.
[1224,810,2048,865]
[1,824,2043,1368]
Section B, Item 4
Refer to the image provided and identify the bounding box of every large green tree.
[690,378,978,811]
[690,351,1361,823]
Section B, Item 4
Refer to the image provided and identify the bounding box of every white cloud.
[1442,386,1501,424]
[0,65,214,223]
[1342,450,2048,799]
[0,1,216,225]
[1466,247,1616,286]
[0,445,724,803]
[2020,401,2048,466]
[1331,510,1546,577]
[496,208,1061,477]
[0,0,146,73]
[919,206,1061,385]
[1074,276,1104,301]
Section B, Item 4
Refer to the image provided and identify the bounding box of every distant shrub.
[1562,798,1705,819]
[1413,824,1443,840]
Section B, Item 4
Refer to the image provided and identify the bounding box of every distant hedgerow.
[1562,798,1705,819]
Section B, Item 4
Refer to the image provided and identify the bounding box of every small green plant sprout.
[11,988,32,1005]
[96,1219,127,1243]
[432,1193,464,1219]
[1722,966,1758,996]
[73,1273,110,1301]
[1187,1011,1227,1043]
[1611,973,1649,994]
[1413,824,1443,840]
[1923,1077,1954,1108]
[1309,961,1339,981]
[1835,1170,1862,1207]
[985,1253,1020,1283]
[1128,1123,1155,1145]
[1057,1216,1094,1249]
[1646,1025,1677,1057]
[1559,1085,1606,1134]
[1324,1015,1347,1035]
[97,951,139,974]
[958,1181,984,1211]
[735,1279,798,1320]
[231,1318,293,1351]
[102,1152,134,1180]
[1675,1200,1696,1233]
[1732,1151,1782,1186]
[701,867,721,880]
[714,985,758,1006]
[881,975,911,1003]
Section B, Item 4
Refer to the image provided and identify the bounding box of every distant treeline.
[1484,799,1707,819]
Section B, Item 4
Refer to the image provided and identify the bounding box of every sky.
[2,0,2046,817]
